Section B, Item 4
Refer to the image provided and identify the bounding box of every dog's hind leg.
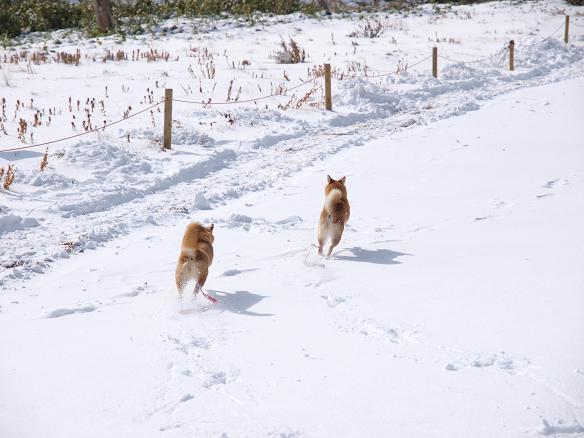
[175,261,191,299]
[193,265,208,296]
[327,223,344,257]
[317,223,327,256]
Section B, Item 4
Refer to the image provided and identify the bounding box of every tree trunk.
[316,0,331,15]
[94,0,113,32]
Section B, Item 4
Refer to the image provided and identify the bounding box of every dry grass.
[277,83,320,110]
[60,241,77,253]
[2,47,176,66]
[55,50,81,65]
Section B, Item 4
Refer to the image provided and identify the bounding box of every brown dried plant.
[17,118,27,142]
[3,165,14,190]
[274,37,306,64]
[349,19,385,38]
[55,50,81,66]
[226,80,234,101]
[40,148,49,171]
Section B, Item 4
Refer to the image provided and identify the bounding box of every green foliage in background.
[1,0,577,40]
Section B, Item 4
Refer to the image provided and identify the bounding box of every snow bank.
[0,210,39,236]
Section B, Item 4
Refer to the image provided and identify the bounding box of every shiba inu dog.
[318,175,350,257]
[175,222,214,297]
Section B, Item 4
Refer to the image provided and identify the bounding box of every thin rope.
[349,55,433,79]
[0,18,573,153]
[0,101,163,153]
[498,47,509,68]
[516,22,564,47]
[173,76,319,105]
[438,46,507,65]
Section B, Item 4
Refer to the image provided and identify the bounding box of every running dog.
[175,222,214,297]
[318,175,350,257]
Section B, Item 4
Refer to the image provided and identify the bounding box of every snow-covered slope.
[1,1,584,437]
[1,75,583,437]
[2,1,584,284]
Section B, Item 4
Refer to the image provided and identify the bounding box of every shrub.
[349,19,385,38]
[0,0,317,38]
[10,0,84,34]
[273,37,306,64]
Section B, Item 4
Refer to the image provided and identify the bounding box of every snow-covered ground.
[1,1,584,437]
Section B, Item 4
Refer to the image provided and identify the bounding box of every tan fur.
[318,175,350,257]
[175,222,215,297]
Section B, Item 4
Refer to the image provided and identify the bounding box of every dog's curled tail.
[325,188,344,213]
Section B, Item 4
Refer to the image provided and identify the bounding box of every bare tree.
[94,0,113,32]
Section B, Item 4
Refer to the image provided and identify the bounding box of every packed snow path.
[1,77,583,438]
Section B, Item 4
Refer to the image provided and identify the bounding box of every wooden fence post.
[565,15,570,44]
[324,63,332,111]
[163,88,173,149]
[509,40,515,71]
[432,47,438,78]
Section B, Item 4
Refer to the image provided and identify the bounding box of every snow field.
[0,1,584,437]
[1,76,583,437]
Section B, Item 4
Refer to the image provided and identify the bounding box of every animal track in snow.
[539,419,584,436]
[165,334,213,353]
[203,371,229,388]
[445,351,530,374]
[46,305,96,318]
[116,282,153,298]
[543,178,568,189]
[46,283,156,319]
[179,393,194,403]
[211,214,304,232]
[320,294,416,344]
[493,199,514,210]
[358,319,416,344]
[407,226,435,234]
[537,178,569,199]
[473,215,495,222]
[321,295,349,309]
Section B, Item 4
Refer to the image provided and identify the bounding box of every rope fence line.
[437,46,508,66]
[515,21,565,48]
[172,75,320,106]
[0,101,163,153]
[345,55,433,79]
[0,15,582,154]
[436,20,567,66]
[497,46,510,68]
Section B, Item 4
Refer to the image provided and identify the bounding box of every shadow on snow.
[209,289,274,317]
[333,246,409,265]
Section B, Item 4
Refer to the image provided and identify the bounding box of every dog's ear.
[208,224,214,233]
[327,175,333,184]
[339,176,346,185]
